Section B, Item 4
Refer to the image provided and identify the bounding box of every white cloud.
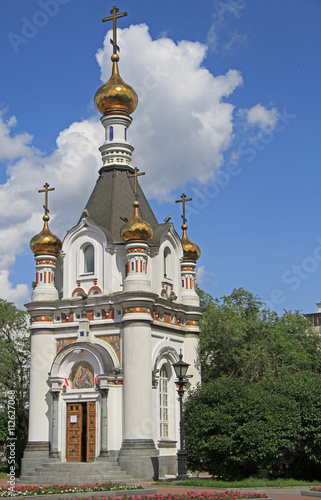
[207,0,248,54]
[97,24,243,199]
[0,23,243,306]
[197,265,216,285]
[245,103,279,130]
[0,271,30,309]
[0,111,36,161]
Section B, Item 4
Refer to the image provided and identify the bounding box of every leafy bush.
[185,289,321,479]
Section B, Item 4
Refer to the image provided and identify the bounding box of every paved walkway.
[0,475,316,500]
[147,484,311,500]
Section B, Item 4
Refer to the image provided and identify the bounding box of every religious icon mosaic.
[56,337,76,354]
[96,334,121,362]
[70,361,94,389]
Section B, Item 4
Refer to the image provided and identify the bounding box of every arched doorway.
[49,342,118,461]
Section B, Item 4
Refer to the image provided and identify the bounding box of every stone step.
[29,467,131,476]
[28,475,131,482]
[19,458,136,485]
[36,464,121,472]
[19,475,135,485]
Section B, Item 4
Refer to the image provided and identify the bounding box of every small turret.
[176,194,200,306]
[29,183,61,301]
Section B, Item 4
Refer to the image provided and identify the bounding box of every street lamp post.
[173,351,191,480]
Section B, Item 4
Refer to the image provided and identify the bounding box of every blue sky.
[0,0,320,314]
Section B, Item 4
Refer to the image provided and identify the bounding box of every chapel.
[20,5,202,483]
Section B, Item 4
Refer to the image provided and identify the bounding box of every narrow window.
[159,365,169,439]
[84,244,94,274]
[164,247,171,278]
[124,128,127,141]
[109,126,114,141]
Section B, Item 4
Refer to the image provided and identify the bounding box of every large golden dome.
[95,54,138,115]
[30,215,62,256]
[120,201,153,242]
[181,224,201,262]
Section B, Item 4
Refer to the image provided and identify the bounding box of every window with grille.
[159,364,169,438]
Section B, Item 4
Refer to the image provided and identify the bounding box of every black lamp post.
[172,351,190,480]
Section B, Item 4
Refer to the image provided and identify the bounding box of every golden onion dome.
[181,224,201,262]
[120,200,153,242]
[94,54,138,115]
[30,215,62,256]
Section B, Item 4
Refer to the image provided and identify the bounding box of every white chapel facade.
[21,6,202,482]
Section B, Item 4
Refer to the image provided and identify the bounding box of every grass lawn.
[154,478,320,488]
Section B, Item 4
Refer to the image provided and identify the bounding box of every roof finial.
[175,194,200,262]
[30,183,62,256]
[129,167,145,198]
[102,5,128,55]
[95,5,138,115]
[38,182,55,217]
[175,193,192,227]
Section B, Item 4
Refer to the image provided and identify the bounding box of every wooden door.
[87,402,96,461]
[66,403,82,461]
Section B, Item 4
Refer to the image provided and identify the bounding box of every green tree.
[185,288,321,479]
[0,300,30,446]
[198,288,321,383]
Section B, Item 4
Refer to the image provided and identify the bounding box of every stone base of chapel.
[118,439,159,480]
[20,440,178,483]
[20,441,53,477]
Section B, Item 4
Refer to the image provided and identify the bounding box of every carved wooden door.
[87,402,96,461]
[66,403,82,461]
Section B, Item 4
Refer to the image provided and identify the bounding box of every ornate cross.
[175,193,192,224]
[129,167,145,196]
[38,183,55,215]
[102,5,127,54]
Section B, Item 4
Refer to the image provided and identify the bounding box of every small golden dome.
[120,200,153,242]
[95,54,138,115]
[181,224,201,262]
[30,215,62,256]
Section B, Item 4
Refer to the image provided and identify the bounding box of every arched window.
[164,247,171,279]
[84,244,94,274]
[109,126,114,141]
[159,364,169,438]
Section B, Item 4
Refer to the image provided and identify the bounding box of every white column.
[28,330,55,443]
[122,320,153,439]
[184,333,201,387]
[99,388,109,457]
[118,312,159,480]
[50,390,60,458]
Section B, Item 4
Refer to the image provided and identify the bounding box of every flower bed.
[311,487,321,492]
[0,482,143,497]
[71,493,269,500]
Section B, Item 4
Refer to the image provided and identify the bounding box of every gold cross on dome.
[129,167,145,196]
[102,5,127,54]
[175,193,192,224]
[38,182,55,215]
